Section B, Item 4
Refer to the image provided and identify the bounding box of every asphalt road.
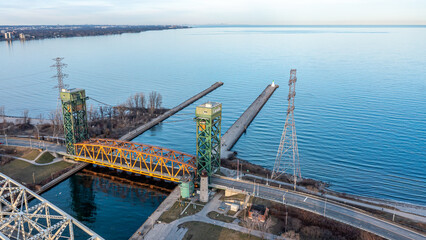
[0,136,66,153]
[211,177,426,240]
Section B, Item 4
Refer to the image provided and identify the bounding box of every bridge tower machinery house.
[60,88,89,155]
[195,102,222,177]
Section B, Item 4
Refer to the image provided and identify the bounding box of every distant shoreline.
[194,24,426,28]
[0,25,190,42]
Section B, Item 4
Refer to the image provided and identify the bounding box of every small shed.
[248,204,269,222]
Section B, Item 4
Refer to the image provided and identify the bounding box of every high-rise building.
[4,32,12,39]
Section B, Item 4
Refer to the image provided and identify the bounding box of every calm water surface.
[1,27,425,208]
[41,173,167,240]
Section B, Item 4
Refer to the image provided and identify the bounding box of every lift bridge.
[61,89,221,182]
[0,89,221,239]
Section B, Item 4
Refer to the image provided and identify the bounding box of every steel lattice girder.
[196,114,221,177]
[74,139,197,182]
[61,89,89,155]
[0,173,103,240]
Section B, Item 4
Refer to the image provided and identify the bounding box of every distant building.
[4,32,12,39]
[248,204,269,222]
[19,33,25,39]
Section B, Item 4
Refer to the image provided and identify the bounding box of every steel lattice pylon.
[195,102,222,178]
[60,88,89,155]
[272,69,301,190]
[0,173,103,240]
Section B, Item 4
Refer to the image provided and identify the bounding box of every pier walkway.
[221,84,278,158]
[120,82,223,141]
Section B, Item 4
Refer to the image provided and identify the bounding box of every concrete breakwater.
[221,84,279,158]
[120,82,223,141]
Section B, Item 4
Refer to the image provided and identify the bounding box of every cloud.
[0,0,425,25]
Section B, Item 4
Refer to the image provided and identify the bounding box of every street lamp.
[323,195,327,217]
[33,124,41,148]
[1,126,10,146]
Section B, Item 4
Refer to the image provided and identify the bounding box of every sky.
[0,0,425,25]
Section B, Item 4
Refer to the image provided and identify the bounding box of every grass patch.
[220,193,247,202]
[158,200,204,223]
[21,149,42,160]
[227,210,238,216]
[0,159,72,185]
[207,211,236,223]
[180,221,261,240]
[35,152,55,164]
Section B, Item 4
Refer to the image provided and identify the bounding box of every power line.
[162,118,194,124]
[87,97,113,107]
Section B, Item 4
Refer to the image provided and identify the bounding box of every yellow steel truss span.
[74,138,197,182]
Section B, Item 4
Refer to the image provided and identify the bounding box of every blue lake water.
[1,26,425,209]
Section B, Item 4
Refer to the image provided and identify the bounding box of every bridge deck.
[75,155,188,182]
[75,139,196,182]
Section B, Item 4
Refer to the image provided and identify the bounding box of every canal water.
[41,172,167,239]
[1,26,425,238]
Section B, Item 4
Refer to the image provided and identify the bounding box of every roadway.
[0,136,66,153]
[211,176,426,240]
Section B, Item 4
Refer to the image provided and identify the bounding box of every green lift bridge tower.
[60,88,89,155]
[195,102,222,177]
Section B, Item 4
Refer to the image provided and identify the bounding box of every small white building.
[229,203,239,212]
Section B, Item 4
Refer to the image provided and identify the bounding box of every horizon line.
[1,24,426,27]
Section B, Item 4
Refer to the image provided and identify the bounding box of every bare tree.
[155,93,162,110]
[133,93,140,109]
[23,110,30,125]
[55,109,63,134]
[137,93,145,110]
[241,212,256,238]
[38,113,43,123]
[126,97,135,109]
[259,217,273,237]
[99,106,104,120]
[49,110,57,137]
[148,91,162,114]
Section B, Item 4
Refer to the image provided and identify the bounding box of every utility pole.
[323,196,327,217]
[393,202,397,221]
[253,180,256,195]
[266,174,269,186]
[272,69,301,191]
[237,159,239,180]
[2,126,8,146]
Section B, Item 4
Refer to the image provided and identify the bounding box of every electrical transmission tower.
[51,57,69,142]
[272,69,301,190]
[51,57,68,95]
